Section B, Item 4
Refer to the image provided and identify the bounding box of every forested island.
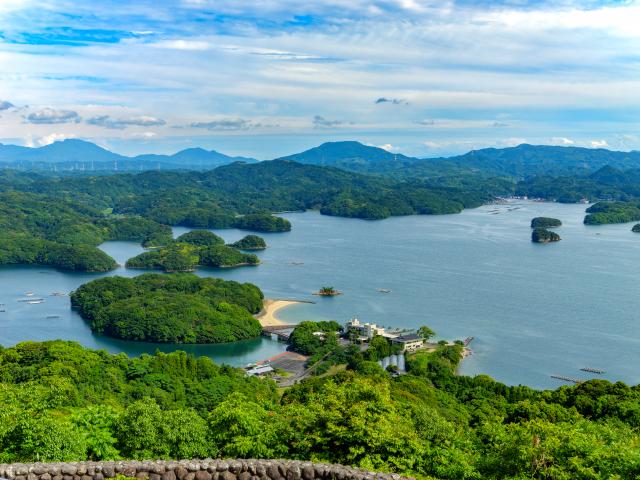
[125,231,259,271]
[230,234,267,250]
[532,228,561,243]
[70,273,263,343]
[0,338,638,479]
[584,201,640,225]
[531,217,562,228]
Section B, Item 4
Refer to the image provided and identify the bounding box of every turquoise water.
[1,201,639,388]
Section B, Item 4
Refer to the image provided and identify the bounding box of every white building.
[246,365,274,377]
[345,317,399,341]
[390,333,424,352]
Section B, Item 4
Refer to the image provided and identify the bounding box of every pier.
[580,367,605,374]
[550,374,583,384]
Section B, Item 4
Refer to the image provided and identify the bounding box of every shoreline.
[255,298,305,327]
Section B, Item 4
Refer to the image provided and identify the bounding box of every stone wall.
[0,460,412,480]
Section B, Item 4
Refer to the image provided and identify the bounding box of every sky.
[0,0,639,159]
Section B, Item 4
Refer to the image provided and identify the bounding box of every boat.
[46,315,61,319]
[27,300,44,304]
[18,298,45,302]
[25,292,34,297]
[50,292,67,297]
[377,288,392,293]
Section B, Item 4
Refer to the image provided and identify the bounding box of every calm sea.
[1,200,638,389]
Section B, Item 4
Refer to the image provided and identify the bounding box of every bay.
[1,200,639,389]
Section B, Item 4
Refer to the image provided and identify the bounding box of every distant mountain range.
[0,139,257,171]
[279,141,640,178]
[2,138,640,178]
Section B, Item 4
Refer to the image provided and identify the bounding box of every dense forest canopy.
[70,274,263,343]
[0,339,638,479]
[530,217,562,228]
[126,243,259,272]
[0,191,171,271]
[584,201,640,225]
[230,235,267,250]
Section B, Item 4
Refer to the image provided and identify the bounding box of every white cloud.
[26,133,76,147]
[130,131,158,140]
[377,143,397,152]
[550,137,575,145]
[590,139,609,148]
[87,115,166,129]
[26,108,81,124]
[152,40,213,51]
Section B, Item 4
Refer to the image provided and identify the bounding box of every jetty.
[551,374,583,384]
[463,336,474,346]
[580,367,605,374]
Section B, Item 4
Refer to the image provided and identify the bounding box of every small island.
[70,273,264,343]
[531,217,562,228]
[313,286,343,296]
[230,234,267,250]
[175,230,224,246]
[125,230,259,272]
[532,227,561,243]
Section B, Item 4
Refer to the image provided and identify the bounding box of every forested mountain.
[5,139,640,178]
[278,141,640,179]
[276,141,424,174]
[516,165,640,203]
[15,159,504,221]
[442,144,640,177]
[0,139,257,171]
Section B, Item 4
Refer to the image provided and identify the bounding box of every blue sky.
[0,0,639,159]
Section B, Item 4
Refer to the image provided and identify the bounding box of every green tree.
[418,326,436,341]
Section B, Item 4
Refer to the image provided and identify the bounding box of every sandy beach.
[255,299,302,327]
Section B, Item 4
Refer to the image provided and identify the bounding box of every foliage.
[230,235,267,250]
[125,242,259,272]
[175,230,224,246]
[584,201,640,225]
[530,217,562,228]
[70,273,263,343]
[0,340,639,478]
[531,228,561,243]
[418,326,436,341]
[288,321,342,356]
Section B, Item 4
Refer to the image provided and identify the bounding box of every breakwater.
[0,460,412,480]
